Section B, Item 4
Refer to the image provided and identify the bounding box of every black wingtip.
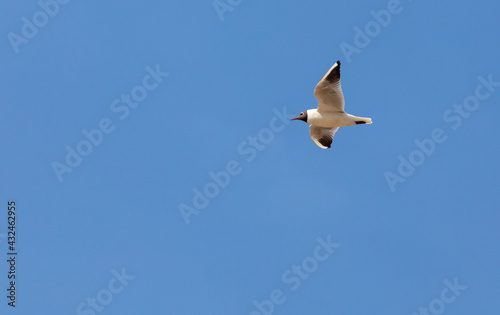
[325,61,341,83]
[336,60,341,66]
[318,135,333,148]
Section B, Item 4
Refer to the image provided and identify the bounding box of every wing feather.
[309,125,339,149]
[314,61,345,112]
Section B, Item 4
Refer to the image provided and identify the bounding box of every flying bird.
[291,61,372,149]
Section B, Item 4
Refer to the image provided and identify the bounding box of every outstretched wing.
[313,61,345,112]
[309,125,339,149]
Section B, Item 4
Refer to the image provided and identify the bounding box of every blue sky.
[1,0,499,314]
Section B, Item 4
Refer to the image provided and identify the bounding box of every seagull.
[291,60,372,149]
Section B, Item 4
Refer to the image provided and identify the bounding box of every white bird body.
[291,60,372,149]
[305,109,371,128]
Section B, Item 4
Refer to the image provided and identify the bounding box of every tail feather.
[355,117,372,125]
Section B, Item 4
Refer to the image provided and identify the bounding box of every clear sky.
[1,0,499,314]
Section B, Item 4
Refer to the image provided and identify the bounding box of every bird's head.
[290,111,308,123]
